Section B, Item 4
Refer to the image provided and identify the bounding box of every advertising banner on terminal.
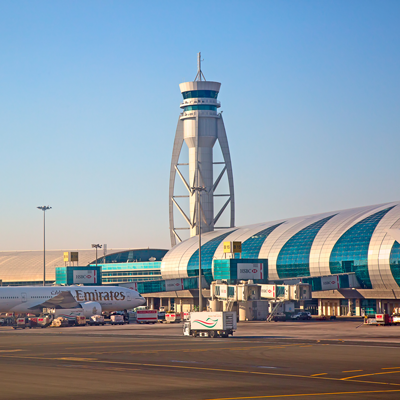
[261,284,276,299]
[237,263,263,280]
[165,278,184,291]
[321,275,340,290]
[219,284,228,299]
[73,270,97,284]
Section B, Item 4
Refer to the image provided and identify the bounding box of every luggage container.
[110,314,125,325]
[37,316,51,328]
[13,317,28,329]
[137,309,158,324]
[88,315,105,326]
[75,316,86,326]
[375,314,392,326]
[51,317,69,327]
[165,312,182,323]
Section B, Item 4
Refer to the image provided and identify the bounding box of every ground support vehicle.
[75,316,86,326]
[183,312,237,338]
[157,311,166,323]
[165,312,182,323]
[136,309,157,324]
[51,317,69,327]
[291,312,312,320]
[110,314,126,325]
[13,317,29,329]
[392,314,400,325]
[365,314,392,326]
[271,313,287,322]
[88,315,105,326]
[37,316,52,328]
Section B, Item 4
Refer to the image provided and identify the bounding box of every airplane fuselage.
[0,286,146,314]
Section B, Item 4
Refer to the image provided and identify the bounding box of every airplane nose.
[140,297,146,306]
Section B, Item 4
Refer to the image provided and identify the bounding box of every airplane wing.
[29,291,81,310]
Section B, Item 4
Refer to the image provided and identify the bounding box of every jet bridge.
[209,281,311,321]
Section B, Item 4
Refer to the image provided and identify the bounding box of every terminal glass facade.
[390,241,400,287]
[188,231,236,283]
[329,207,394,289]
[94,249,167,264]
[241,223,283,259]
[95,262,162,284]
[276,215,336,279]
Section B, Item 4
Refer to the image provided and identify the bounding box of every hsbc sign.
[261,284,276,299]
[165,278,184,291]
[237,263,263,280]
[73,270,97,284]
[321,275,340,290]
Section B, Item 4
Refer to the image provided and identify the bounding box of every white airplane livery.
[0,286,146,316]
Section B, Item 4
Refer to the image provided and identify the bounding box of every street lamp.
[91,244,102,270]
[191,185,207,312]
[37,206,52,286]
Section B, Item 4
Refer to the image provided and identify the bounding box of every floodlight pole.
[191,185,206,311]
[92,244,102,270]
[37,206,52,286]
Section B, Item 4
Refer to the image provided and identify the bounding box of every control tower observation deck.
[169,54,235,247]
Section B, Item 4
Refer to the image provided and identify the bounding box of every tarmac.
[0,319,400,399]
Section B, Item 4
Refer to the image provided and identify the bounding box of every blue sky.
[0,1,399,251]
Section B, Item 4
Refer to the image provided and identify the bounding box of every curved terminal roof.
[161,201,400,290]
[0,248,166,284]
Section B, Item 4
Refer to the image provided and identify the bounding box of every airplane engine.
[80,301,102,317]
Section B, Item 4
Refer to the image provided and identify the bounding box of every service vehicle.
[88,315,105,326]
[183,311,237,338]
[110,314,126,325]
[369,313,392,326]
[136,309,158,324]
[165,312,182,323]
[271,313,287,322]
[392,313,400,325]
[291,312,312,320]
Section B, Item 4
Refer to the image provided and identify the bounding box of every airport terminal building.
[159,200,400,316]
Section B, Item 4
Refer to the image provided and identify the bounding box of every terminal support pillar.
[355,299,361,316]
[347,299,352,316]
[318,299,322,316]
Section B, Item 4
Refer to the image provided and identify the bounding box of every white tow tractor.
[183,311,237,338]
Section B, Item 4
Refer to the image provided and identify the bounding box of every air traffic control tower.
[169,54,235,247]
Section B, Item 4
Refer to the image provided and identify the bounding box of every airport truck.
[183,311,237,338]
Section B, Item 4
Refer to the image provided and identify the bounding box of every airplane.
[0,285,146,317]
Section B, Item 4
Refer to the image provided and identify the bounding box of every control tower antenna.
[194,52,206,81]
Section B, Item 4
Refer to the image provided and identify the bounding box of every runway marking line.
[0,350,23,353]
[310,373,327,377]
[341,370,400,380]
[382,367,400,370]
[342,370,363,373]
[205,389,400,399]
[1,354,400,387]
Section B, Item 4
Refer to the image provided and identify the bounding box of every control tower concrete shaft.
[169,54,235,247]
